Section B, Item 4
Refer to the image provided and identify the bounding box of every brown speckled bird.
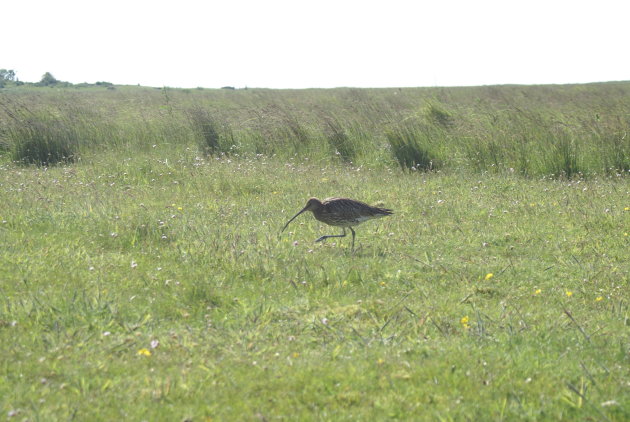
[281,197,393,250]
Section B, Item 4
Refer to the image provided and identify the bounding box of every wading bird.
[281,197,393,250]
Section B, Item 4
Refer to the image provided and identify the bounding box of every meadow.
[0,83,628,420]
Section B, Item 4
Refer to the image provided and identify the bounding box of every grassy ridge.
[1,82,629,176]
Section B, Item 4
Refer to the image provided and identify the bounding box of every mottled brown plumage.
[281,197,393,250]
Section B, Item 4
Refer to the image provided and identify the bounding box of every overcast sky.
[4,0,629,89]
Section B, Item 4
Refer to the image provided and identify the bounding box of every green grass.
[0,84,629,420]
[2,82,629,175]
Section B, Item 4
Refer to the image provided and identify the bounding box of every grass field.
[0,83,629,420]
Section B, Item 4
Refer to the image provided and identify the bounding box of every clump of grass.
[245,129,273,156]
[542,129,583,178]
[386,122,439,171]
[424,102,454,128]
[10,119,79,166]
[187,107,235,156]
[465,137,505,173]
[606,133,630,174]
[274,105,315,156]
[247,104,318,158]
[321,115,355,163]
[513,137,535,176]
[0,132,10,153]
[0,99,79,165]
[597,130,629,175]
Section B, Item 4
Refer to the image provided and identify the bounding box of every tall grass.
[0,98,79,165]
[9,117,79,165]
[187,107,235,156]
[424,102,454,128]
[543,129,583,178]
[386,122,440,171]
[602,132,630,173]
[321,114,356,163]
[1,83,629,177]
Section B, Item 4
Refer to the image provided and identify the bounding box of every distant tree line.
[0,69,114,89]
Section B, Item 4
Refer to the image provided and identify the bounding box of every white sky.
[3,0,629,89]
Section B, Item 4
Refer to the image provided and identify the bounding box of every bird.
[281,197,393,250]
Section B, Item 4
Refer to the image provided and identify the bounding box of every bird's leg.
[349,227,356,251]
[315,228,346,243]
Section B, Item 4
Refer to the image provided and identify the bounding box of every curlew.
[281,197,393,250]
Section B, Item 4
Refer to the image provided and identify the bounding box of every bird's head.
[281,197,322,233]
[304,197,323,211]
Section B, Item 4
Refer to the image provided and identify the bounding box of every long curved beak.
[281,206,308,232]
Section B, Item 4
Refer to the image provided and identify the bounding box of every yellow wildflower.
[565,290,573,297]
[137,348,152,357]
[484,273,494,281]
[534,289,542,295]
[595,296,603,302]
[460,316,470,329]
